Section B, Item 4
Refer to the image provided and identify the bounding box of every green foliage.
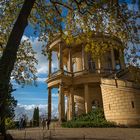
[33,107,39,127]
[60,0,140,83]
[62,121,116,128]
[5,118,16,130]
[0,0,38,87]
[72,108,105,122]
[12,40,38,87]
[62,108,116,128]
[5,83,17,118]
[0,0,139,84]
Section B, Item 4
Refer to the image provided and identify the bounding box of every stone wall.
[101,78,140,126]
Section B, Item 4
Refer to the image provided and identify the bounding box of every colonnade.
[48,83,93,122]
[47,42,125,122]
[48,42,125,76]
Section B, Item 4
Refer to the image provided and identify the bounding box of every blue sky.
[13,79,59,105]
[12,25,59,119]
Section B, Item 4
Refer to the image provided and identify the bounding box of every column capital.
[47,87,52,90]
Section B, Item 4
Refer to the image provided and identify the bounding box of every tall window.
[114,49,121,70]
[88,55,96,72]
[73,59,77,72]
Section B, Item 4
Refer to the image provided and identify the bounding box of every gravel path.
[7,127,140,140]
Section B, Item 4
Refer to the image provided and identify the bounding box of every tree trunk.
[0,0,35,135]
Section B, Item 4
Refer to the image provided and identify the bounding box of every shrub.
[5,118,16,129]
[62,108,116,128]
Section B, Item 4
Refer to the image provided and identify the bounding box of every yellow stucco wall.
[101,79,140,126]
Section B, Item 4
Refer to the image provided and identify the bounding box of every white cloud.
[21,35,29,41]
[52,94,58,98]
[11,81,21,89]
[14,103,58,120]
[21,35,48,75]
[21,35,59,76]
[37,77,46,82]
[18,104,48,111]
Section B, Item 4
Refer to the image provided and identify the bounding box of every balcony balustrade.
[48,68,117,80]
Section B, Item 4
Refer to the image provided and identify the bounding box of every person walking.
[19,118,23,130]
[23,118,26,129]
[42,118,46,130]
[47,119,51,130]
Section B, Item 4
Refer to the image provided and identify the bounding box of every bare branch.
[50,0,73,11]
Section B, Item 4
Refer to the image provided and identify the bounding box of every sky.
[12,26,59,120]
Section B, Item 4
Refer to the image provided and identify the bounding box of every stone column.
[84,84,91,113]
[48,87,52,120]
[97,58,101,73]
[68,47,73,72]
[82,45,85,70]
[82,45,88,71]
[84,52,88,71]
[111,48,115,70]
[76,57,83,71]
[59,43,63,71]
[48,51,52,77]
[67,95,70,120]
[58,83,65,122]
[69,87,74,120]
[119,50,125,69]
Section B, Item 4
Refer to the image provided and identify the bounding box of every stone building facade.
[46,36,140,126]
[101,79,140,125]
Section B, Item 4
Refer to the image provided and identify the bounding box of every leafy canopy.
[0,0,140,83]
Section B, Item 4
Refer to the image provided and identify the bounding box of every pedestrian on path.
[47,119,51,130]
[19,118,23,130]
[42,118,46,130]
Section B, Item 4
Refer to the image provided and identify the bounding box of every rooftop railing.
[49,68,117,79]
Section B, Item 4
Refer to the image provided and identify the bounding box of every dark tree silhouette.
[0,0,36,135]
[33,107,39,127]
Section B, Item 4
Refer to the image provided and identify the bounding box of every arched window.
[92,100,99,109]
